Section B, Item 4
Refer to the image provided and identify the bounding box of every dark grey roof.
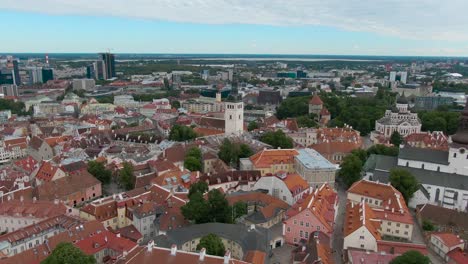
[398,146,449,165]
[156,223,271,253]
[369,155,468,191]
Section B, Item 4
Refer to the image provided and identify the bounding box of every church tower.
[449,100,468,175]
[224,77,244,135]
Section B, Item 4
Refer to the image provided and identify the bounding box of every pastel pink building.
[283,184,337,245]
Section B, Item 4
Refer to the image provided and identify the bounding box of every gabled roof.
[447,248,468,264]
[309,95,323,105]
[37,171,101,201]
[249,149,298,168]
[29,136,46,151]
[344,202,381,240]
[287,184,337,232]
[282,173,309,194]
[75,230,137,256]
[35,161,62,182]
[348,179,413,224]
[431,232,465,248]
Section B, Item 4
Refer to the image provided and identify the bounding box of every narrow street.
[332,182,348,264]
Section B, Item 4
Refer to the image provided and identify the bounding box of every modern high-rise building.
[100,52,116,79]
[389,71,407,84]
[1,84,18,97]
[389,71,397,82]
[0,56,20,85]
[29,67,43,84]
[94,60,107,80]
[28,67,54,84]
[41,68,54,83]
[86,65,95,79]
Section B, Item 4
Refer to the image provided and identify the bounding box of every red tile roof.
[376,240,428,255]
[75,230,138,256]
[344,202,382,240]
[0,200,67,219]
[249,149,298,168]
[35,161,61,182]
[447,248,468,264]
[117,246,250,264]
[287,184,337,232]
[348,180,413,224]
[3,137,28,151]
[309,95,323,105]
[432,232,465,248]
[281,173,309,194]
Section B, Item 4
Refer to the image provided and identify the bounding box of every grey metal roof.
[156,223,271,253]
[369,155,468,191]
[398,146,449,165]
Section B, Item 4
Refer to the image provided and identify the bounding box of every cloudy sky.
[1,0,467,56]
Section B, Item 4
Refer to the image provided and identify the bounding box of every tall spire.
[451,100,468,145]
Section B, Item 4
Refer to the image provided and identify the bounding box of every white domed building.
[371,95,422,141]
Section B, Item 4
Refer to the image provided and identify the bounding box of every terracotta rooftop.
[117,245,250,264]
[37,170,101,202]
[282,173,310,194]
[0,214,81,244]
[432,232,465,248]
[287,184,337,232]
[75,230,138,256]
[376,240,428,255]
[309,95,323,105]
[35,161,62,182]
[348,179,413,224]
[447,248,468,264]
[344,202,382,240]
[0,200,67,219]
[249,149,299,168]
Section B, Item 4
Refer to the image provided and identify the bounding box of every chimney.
[147,240,154,252]
[199,248,206,261]
[170,244,177,256]
[224,250,231,264]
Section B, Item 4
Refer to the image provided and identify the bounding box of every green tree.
[259,130,294,149]
[186,147,202,160]
[169,125,197,141]
[422,219,435,231]
[239,144,253,159]
[247,121,259,131]
[338,154,363,188]
[181,191,210,223]
[351,149,369,164]
[87,160,112,184]
[367,144,399,156]
[196,234,226,257]
[232,201,248,221]
[389,168,419,203]
[184,147,203,172]
[41,242,96,264]
[119,162,135,191]
[0,99,29,116]
[188,181,209,198]
[390,131,403,146]
[184,156,202,171]
[207,189,231,223]
[218,139,253,166]
[389,250,430,264]
[218,138,235,165]
[171,100,181,109]
[297,115,318,128]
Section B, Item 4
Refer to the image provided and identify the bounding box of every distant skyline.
[1,0,468,56]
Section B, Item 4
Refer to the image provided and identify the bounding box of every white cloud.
[1,0,468,41]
